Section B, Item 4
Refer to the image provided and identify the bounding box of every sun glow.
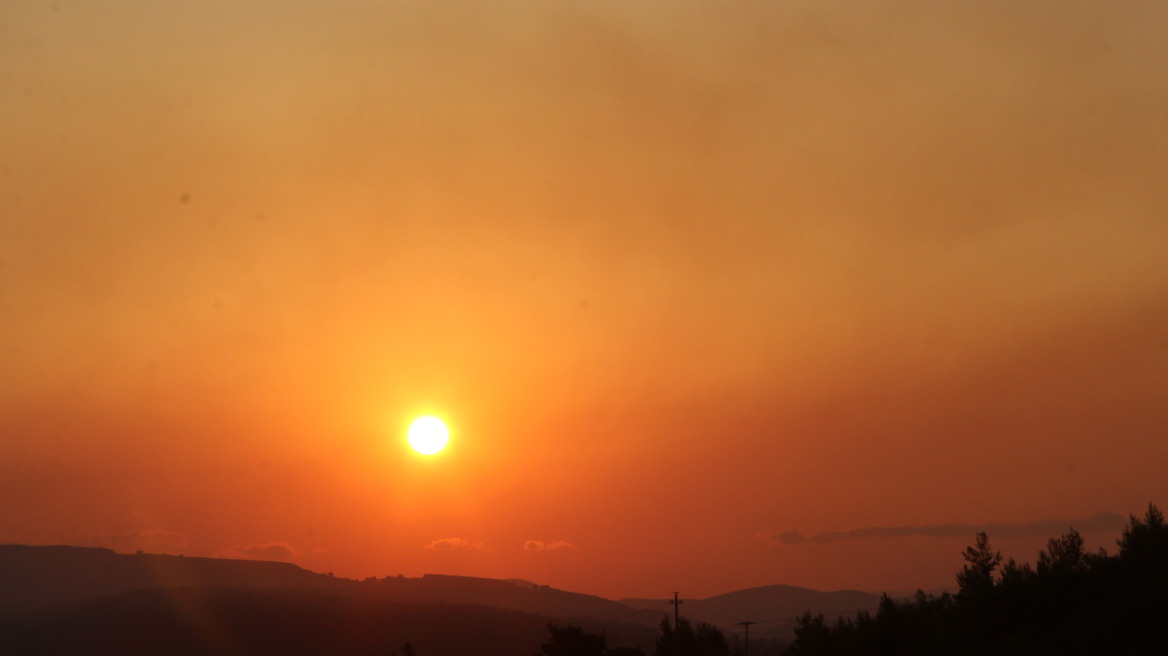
[407,416,449,455]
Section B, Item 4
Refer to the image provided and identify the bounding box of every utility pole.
[669,592,684,656]
[736,621,758,656]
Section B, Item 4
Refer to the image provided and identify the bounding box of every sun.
[407,416,449,455]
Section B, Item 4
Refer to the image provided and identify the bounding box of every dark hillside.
[0,545,637,622]
[0,587,657,656]
[0,545,337,612]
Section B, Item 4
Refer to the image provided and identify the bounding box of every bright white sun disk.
[408,416,449,455]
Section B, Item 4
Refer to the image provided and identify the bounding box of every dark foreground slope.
[0,586,656,656]
[0,545,655,655]
[0,544,893,653]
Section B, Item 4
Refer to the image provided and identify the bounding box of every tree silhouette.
[654,616,731,656]
[539,624,607,656]
[538,624,646,656]
[1037,528,1087,576]
[956,531,1001,598]
[1118,502,1167,567]
[654,616,684,656]
[784,503,1168,655]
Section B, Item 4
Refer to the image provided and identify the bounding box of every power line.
[736,621,758,656]
[669,592,684,656]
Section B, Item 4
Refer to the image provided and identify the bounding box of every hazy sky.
[2,0,1167,600]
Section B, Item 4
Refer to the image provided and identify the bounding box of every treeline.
[784,504,1168,655]
[538,616,748,656]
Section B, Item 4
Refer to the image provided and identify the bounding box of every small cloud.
[523,540,578,552]
[220,541,299,561]
[762,512,1127,546]
[424,537,483,551]
[771,530,807,546]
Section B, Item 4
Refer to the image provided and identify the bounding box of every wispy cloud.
[424,537,483,551]
[523,540,578,552]
[220,541,298,561]
[764,512,1127,546]
[69,528,192,554]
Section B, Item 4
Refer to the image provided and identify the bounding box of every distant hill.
[0,545,636,623]
[359,573,645,622]
[621,584,882,640]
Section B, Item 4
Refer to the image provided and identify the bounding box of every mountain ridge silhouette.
[0,544,883,646]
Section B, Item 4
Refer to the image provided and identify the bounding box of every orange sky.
[2,1,1167,600]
